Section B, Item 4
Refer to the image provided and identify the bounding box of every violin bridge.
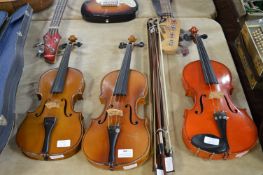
[45,100,60,109]
[209,92,224,99]
[107,109,123,117]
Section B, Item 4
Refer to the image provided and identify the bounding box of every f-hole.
[126,104,138,125]
[35,99,48,117]
[98,104,113,124]
[195,94,206,114]
[98,112,107,124]
[224,96,238,113]
[61,98,72,117]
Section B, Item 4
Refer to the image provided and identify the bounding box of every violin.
[82,36,150,170]
[16,36,84,160]
[182,27,258,160]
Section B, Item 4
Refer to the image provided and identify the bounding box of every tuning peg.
[119,42,127,49]
[182,32,192,41]
[134,42,144,47]
[200,34,208,39]
[33,42,44,48]
[58,43,68,50]
[74,42,82,47]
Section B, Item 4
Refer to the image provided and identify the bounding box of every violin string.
[195,35,216,114]
[48,42,73,107]
[195,35,218,115]
[49,0,68,35]
[50,0,62,29]
[167,0,173,17]
[197,35,220,116]
[54,0,68,27]
[49,0,62,35]
[198,36,216,83]
[108,43,132,127]
[117,44,132,126]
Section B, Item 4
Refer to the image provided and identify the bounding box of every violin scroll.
[188,27,208,43]
[119,35,144,49]
[189,26,199,35]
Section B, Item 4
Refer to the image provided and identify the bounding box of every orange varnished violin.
[16,36,84,160]
[182,27,258,160]
[82,36,150,170]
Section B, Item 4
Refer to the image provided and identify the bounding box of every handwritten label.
[49,154,64,159]
[57,140,71,148]
[204,136,219,146]
[118,149,133,158]
[165,157,174,172]
[157,169,164,175]
[236,151,248,158]
[123,163,137,170]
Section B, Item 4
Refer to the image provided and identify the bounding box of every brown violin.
[182,27,258,160]
[16,36,84,160]
[82,36,150,170]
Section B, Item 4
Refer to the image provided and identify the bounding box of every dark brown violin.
[82,36,150,170]
[16,36,84,160]
[182,27,258,160]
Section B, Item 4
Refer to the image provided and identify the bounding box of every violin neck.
[51,43,73,94]
[195,35,218,84]
[113,44,133,96]
[49,0,68,30]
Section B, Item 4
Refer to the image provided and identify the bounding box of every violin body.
[16,68,84,160]
[0,0,53,13]
[81,0,138,23]
[82,70,150,170]
[182,60,257,159]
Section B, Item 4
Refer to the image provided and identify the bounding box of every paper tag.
[49,154,64,159]
[236,151,248,158]
[157,169,164,175]
[165,157,174,172]
[204,136,219,146]
[123,163,137,170]
[118,149,133,158]
[57,140,71,148]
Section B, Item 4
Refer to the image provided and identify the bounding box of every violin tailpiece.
[108,125,120,169]
[107,109,123,117]
[41,117,57,160]
[214,112,229,151]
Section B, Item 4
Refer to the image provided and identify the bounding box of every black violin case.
[0,4,32,153]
